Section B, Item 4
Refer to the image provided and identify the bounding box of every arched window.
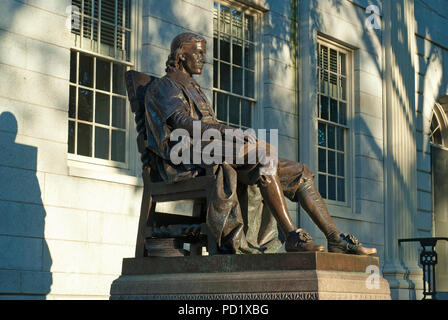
[430,97,448,147]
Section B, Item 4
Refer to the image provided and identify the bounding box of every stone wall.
[414,0,448,237]
[0,0,140,299]
[297,0,385,263]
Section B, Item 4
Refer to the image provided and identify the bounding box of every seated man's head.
[166,32,207,76]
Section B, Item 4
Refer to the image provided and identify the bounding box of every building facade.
[0,0,447,299]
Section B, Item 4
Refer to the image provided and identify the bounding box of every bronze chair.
[125,70,217,258]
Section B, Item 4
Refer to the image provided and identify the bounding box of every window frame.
[316,36,355,210]
[430,101,448,147]
[67,0,141,178]
[212,0,263,130]
[68,50,132,169]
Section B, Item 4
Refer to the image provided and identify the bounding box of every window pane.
[244,70,254,98]
[330,98,338,123]
[100,22,115,48]
[220,63,230,91]
[328,176,336,200]
[117,29,130,61]
[337,127,345,151]
[232,66,243,95]
[95,127,109,160]
[337,153,345,176]
[241,100,251,127]
[112,97,126,129]
[96,59,111,91]
[78,88,93,121]
[71,1,81,35]
[328,125,335,149]
[220,5,231,34]
[232,9,243,38]
[216,92,227,122]
[77,123,92,157]
[329,73,338,98]
[320,45,328,70]
[330,49,338,73]
[433,128,442,145]
[220,37,230,62]
[70,51,77,83]
[431,113,438,132]
[244,14,254,41]
[339,102,347,125]
[320,96,329,120]
[79,54,94,87]
[233,40,243,66]
[124,0,131,28]
[320,70,328,95]
[339,53,346,75]
[337,178,345,202]
[69,86,77,118]
[101,0,116,23]
[318,174,327,198]
[229,96,239,126]
[342,77,348,101]
[83,17,95,41]
[318,148,326,172]
[113,63,126,95]
[213,4,218,33]
[68,120,75,154]
[95,93,110,125]
[213,37,218,60]
[213,60,219,88]
[318,123,326,147]
[111,130,126,162]
[328,151,336,175]
[244,43,255,70]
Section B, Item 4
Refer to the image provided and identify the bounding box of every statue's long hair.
[165,32,206,73]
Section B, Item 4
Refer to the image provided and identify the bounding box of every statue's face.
[180,40,206,75]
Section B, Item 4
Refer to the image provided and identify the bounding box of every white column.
[382,0,422,299]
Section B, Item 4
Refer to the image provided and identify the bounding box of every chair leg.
[201,223,218,256]
[135,190,152,258]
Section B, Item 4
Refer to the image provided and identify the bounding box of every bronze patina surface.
[140,32,376,256]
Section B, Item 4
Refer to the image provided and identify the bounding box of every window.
[71,0,132,61]
[68,52,129,163]
[213,1,257,129]
[430,102,448,147]
[317,41,350,203]
[68,0,132,166]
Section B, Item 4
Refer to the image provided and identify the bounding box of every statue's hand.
[244,132,257,144]
[224,129,257,145]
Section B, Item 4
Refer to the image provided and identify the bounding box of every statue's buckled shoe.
[328,233,377,256]
[285,228,325,252]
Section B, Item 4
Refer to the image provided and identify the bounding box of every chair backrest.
[125,70,153,156]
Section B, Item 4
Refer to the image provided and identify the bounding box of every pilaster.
[382,0,422,299]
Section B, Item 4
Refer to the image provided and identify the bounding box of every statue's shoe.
[328,233,377,255]
[285,228,325,252]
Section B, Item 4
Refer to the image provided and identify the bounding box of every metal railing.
[398,237,448,300]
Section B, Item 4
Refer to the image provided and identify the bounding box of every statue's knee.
[302,164,315,181]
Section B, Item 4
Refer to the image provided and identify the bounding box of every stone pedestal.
[110,252,391,300]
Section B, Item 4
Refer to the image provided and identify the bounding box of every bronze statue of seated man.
[144,32,376,256]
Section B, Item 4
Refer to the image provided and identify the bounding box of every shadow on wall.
[0,112,52,299]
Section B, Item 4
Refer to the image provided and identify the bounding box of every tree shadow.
[0,112,52,299]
